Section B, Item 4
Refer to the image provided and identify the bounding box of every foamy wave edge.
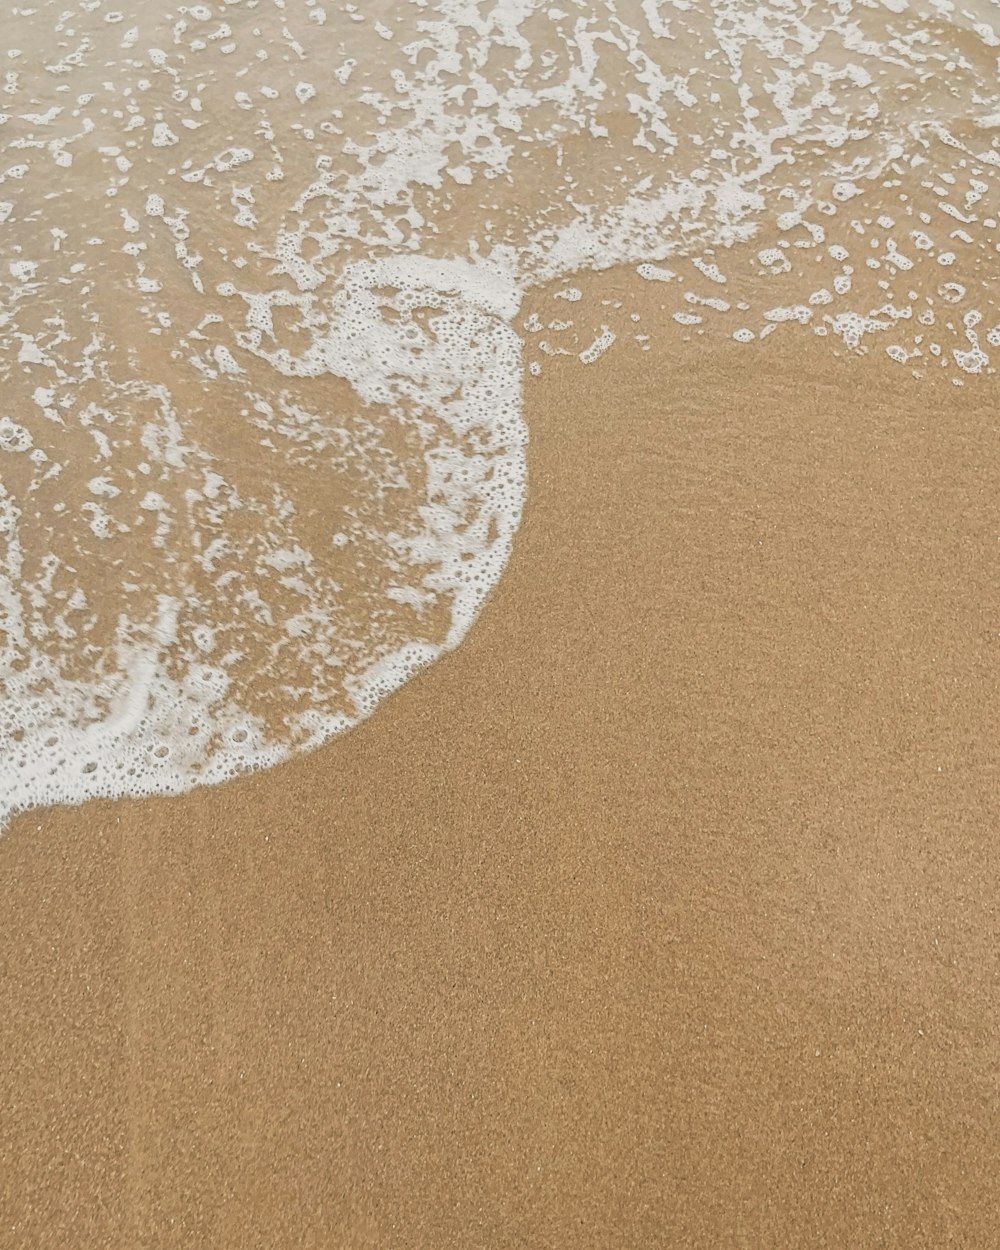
[0,255,526,829]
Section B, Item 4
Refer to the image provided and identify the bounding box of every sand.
[2,273,999,1248]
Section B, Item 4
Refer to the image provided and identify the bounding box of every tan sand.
[1,273,998,1248]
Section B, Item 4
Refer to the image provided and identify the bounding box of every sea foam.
[2,0,999,827]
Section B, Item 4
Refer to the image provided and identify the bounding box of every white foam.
[579,327,616,364]
[0,257,527,828]
[637,263,676,283]
[3,0,1000,828]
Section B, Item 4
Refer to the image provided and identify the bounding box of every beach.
[4,1,1000,1243]
[2,276,998,1246]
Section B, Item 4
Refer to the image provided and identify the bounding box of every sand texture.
[2,286,998,1248]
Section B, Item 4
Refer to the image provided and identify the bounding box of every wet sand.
[1,278,999,1248]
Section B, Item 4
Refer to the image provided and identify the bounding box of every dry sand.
[1,272,998,1248]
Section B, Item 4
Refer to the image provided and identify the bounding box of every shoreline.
[2,275,999,1248]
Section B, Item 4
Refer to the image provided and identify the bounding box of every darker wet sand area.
[1,293,998,1248]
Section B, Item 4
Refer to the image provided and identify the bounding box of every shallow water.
[2,0,999,826]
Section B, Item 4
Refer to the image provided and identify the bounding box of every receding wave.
[2,0,999,826]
